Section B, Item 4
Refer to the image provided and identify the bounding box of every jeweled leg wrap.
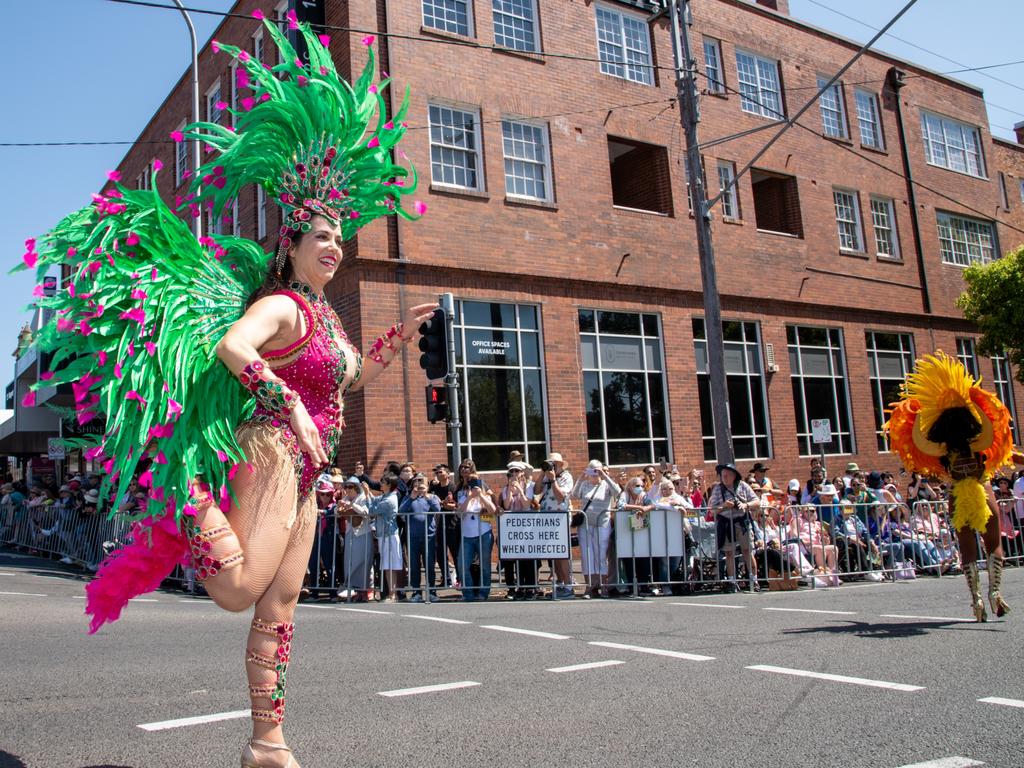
[964,561,987,623]
[987,554,1010,618]
[186,521,244,581]
[247,618,294,724]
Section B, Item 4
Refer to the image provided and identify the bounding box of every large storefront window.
[451,300,547,471]
[693,319,771,461]
[866,331,915,451]
[579,309,670,465]
[991,351,1019,444]
[787,325,854,456]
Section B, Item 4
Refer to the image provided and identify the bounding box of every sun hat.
[788,478,801,492]
[84,489,100,504]
[315,478,334,493]
[845,462,860,472]
[818,484,838,496]
[344,476,362,487]
[752,462,771,473]
[546,452,564,464]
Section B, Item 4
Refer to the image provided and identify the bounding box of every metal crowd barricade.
[997,497,1023,566]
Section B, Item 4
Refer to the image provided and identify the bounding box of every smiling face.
[288,215,343,290]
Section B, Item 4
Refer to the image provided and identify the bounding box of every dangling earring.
[274,246,287,277]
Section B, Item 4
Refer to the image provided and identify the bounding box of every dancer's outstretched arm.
[347,303,438,392]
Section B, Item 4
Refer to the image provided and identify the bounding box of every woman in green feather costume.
[16,14,429,767]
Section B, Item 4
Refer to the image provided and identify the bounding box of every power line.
[802,0,1024,97]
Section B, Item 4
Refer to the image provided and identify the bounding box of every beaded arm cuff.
[237,359,301,419]
[366,323,410,369]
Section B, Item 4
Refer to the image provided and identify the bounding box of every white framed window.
[787,325,855,456]
[274,0,288,62]
[492,0,539,52]
[866,331,915,451]
[206,80,223,125]
[252,27,265,64]
[869,196,899,258]
[703,38,724,94]
[230,198,240,236]
[735,50,783,118]
[595,3,654,86]
[937,211,996,267]
[833,188,864,252]
[717,160,739,219]
[175,119,189,187]
[580,309,670,465]
[991,351,1020,444]
[694,318,771,461]
[423,0,472,37]
[207,206,223,236]
[855,89,883,149]
[501,119,551,202]
[136,169,150,191]
[817,76,847,139]
[229,62,238,128]
[920,110,985,177]
[429,103,484,190]
[956,337,980,379]
[451,301,548,471]
[256,186,267,240]
[1020,179,1024,203]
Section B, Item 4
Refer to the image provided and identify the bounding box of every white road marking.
[588,641,714,661]
[130,598,158,602]
[547,660,626,673]
[978,696,1024,709]
[881,614,975,623]
[893,757,985,767]
[480,625,571,640]
[763,607,857,616]
[405,615,471,625]
[0,572,17,576]
[137,709,250,731]
[746,664,924,692]
[670,601,746,609]
[178,599,216,604]
[337,607,393,615]
[0,591,46,597]
[378,681,480,698]
[72,595,86,599]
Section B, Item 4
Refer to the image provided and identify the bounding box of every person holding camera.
[458,473,498,601]
[570,460,620,599]
[429,464,460,589]
[399,474,440,602]
[533,452,575,599]
[708,463,759,593]
[499,463,540,599]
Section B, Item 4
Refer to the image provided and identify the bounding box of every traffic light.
[425,384,448,424]
[418,307,449,381]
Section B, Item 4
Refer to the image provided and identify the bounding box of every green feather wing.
[13,178,263,522]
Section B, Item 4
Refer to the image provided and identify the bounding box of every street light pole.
[668,0,733,466]
[172,0,202,240]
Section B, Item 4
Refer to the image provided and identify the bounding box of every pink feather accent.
[84,513,189,633]
[21,390,35,407]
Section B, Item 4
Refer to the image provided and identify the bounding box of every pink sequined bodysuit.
[248,284,362,499]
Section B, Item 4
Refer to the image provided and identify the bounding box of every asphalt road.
[1,549,1021,768]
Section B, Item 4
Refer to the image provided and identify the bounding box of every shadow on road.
[0,753,134,768]
[782,619,1002,639]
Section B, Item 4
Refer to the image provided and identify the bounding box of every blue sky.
[1,0,1022,392]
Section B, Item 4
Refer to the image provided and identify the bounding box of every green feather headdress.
[182,15,421,259]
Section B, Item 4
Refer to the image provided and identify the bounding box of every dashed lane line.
[881,614,975,623]
[137,709,250,732]
[893,758,985,768]
[378,681,480,698]
[746,664,924,692]
[588,641,714,661]
[547,660,626,673]
[337,607,394,615]
[0,591,47,597]
[763,607,858,616]
[670,601,746,609]
[480,625,571,640]
[978,696,1024,709]
[405,614,472,625]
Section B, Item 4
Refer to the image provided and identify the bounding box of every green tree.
[957,244,1024,384]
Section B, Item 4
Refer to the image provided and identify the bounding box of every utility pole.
[668,0,733,466]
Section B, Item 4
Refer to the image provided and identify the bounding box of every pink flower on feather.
[153,158,163,172]
[97,351,107,367]
[362,35,375,46]
[67,284,76,298]
[252,8,264,19]
[318,34,330,47]
[127,342,135,357]
[126,232,140,246]
[167,399,182,419]
[67,246,77,258]
[171,130,184,142]
[349,211,360,219]
[83,445,105,461]
[287,9,298,29]
[414,201,428,215]
[32,284,45,298]
[113,362,123,379]
[144,342,157,356]
[217,450,229,463]
[138,469,153,488]
[154,452,168,465]
[120,307,146,325]
[211,40,220,53]
[241,96,255,112]
[239,50,250,63]
[56,317,74,333]
[384,121,394,130]
[79,320,94,336]
[21,390,35,407]
[131,289,147,300]
[107,170,121,182]
[368,85,378,95]
[126,390,148,410]
[215,100,227,111]
[297,75,308,87]
[23,250,38,268]
[40,370,55,381]
[367,136,380,149]
[78,410,97,426]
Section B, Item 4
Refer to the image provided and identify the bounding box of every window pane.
[466,368,523,443]
[520,305,538,330]
[523,369,545,439]
[600,337,644,370]
[578,309,595,333]
[463,300,515,327]
[648,373,667,438]
[581,335,598,369]
[520,332,540,368]
[602,372,647,439]
[598,310,641,336]
[464,328,519,366]
[584,371,603,440]
[642,314,659,337]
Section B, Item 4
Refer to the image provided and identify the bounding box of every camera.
[540,460,554,473]
[468,478,482,490]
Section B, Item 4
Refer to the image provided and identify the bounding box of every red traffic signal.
[425,384,448,424]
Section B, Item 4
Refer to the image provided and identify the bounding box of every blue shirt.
[399,493,440,536]
[370,491,399,539]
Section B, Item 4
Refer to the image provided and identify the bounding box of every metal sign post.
[811,418,832,476]
[440,292,462,471]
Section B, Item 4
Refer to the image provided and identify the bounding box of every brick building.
[89,0,1024,483]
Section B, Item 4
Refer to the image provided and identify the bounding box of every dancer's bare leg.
[245,500,316,768]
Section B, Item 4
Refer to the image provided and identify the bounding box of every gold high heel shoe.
[241,739,297,768]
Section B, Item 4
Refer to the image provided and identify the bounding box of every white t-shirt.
[458,489,491,538]
[537,471,573,512]
[571,477,621,527]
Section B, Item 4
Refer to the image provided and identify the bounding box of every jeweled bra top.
[251,282,362,498]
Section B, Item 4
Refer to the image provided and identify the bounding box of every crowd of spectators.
[3,453,1022,602]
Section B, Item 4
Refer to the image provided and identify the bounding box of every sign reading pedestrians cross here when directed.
[811,419,832,444]
[47,438,66,461]
[498,513,569,559]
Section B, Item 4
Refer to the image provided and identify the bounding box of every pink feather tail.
[84,512,189,633]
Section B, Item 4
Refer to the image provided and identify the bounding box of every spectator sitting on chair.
[802,467,826,505]
[708,463,758,593]
[751,462,775,494]
[797,505,840,586]
[830,496,883,581]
